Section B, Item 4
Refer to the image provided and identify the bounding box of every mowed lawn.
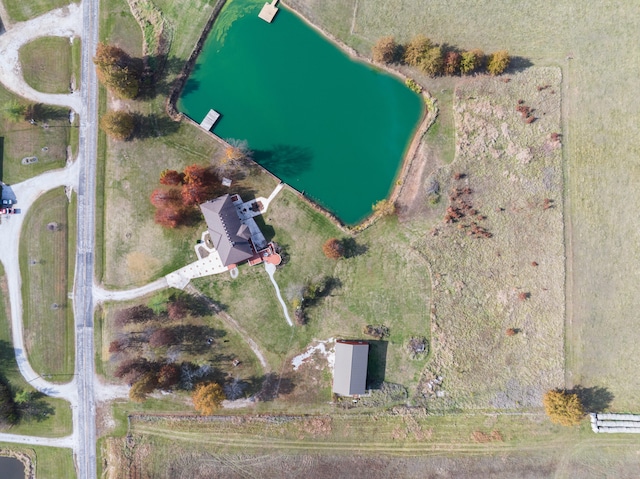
[194,188,431,402]
[3,0,78,22]
[19,36,78,94]
[289,0,640,411]
[0,443,76,479]
[0,84,74,184]
[0,266,72,436]
[19,188,75,381]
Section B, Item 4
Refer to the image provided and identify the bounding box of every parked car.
[1,199,13,206]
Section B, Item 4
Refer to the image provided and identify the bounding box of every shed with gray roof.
[333,340,369,396]
[200,194,255,267]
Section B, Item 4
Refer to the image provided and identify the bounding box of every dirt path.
[0,3,82,110]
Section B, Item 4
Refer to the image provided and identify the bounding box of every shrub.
[149,328,176,348]
[100,111,135,140]
[192,382,225,415]
[114,305,155,326]
[403,35,432,67]
[129,372,158,402]
[372,36,400,63]
[93,43,142,99]
[405,78,422,94]
[160,170,185,186]
[460,49,484,74]
[443,51,461,75]
[322,238,344,259]
[419,46,444,77]
[487,50,510,75]
[373,199,396,217]
[543,390,585,426]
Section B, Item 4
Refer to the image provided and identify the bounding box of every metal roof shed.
[333,340,369,396]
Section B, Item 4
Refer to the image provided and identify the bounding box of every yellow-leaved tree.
[192,382,225,415]
[543,390,585,426]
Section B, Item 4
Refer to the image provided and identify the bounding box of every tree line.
[372,35,510,76]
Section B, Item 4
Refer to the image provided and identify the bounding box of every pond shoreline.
[0,448,35,479]
[167,0,437,232]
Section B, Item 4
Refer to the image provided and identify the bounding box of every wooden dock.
[258,0,279,23]
[200,109,221,131]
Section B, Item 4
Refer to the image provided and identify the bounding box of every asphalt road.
[73,0,100,477]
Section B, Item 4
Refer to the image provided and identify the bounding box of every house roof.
[333,340,369,396]
[200,194,255,266]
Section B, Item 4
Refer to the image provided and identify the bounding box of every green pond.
[179,0,423,224]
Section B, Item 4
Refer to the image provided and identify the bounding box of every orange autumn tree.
[151,164,221,228]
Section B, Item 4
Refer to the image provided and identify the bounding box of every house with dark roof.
[333,340,369,396]
[200,194,256,267]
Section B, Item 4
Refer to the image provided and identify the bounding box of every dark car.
[1,199,14,206]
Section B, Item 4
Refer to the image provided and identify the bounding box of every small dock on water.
[259,0,279,23]
[200,109,221,131]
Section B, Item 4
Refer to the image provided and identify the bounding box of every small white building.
[332,340,369,396]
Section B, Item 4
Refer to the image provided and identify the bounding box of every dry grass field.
[415,68,564,410]
[287,0,640,411]
[19,36,78,94]
[102,412,640,479]
[19,187,75,381]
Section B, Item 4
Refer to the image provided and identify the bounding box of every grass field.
[3,0,78,22]
[19,188,75,382]
[0,266,72,437]
[286,0,640,412]
[102,412,640,478]
[413,69,565,410]
[18,36,75,94]
[0,84,74,184]
[191,188,431,405]
[0,443,76,479]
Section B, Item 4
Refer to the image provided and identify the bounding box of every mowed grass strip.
[3,0,78,22]
[20,188,75,381]
[19,37,73,94]
[112,413,640,478]
[0,266,73,436]
[0,443,76,479]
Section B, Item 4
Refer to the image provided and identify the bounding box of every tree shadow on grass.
[507,56,534,74]
[340,237,368,258]
[0,340,15,371]
[132,113,180,139]
[567,385,614,413]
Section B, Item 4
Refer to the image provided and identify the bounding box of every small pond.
[0,456,25,479]
[178,0,423,224]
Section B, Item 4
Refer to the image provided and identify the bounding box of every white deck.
[200,109,221,131]
[258,0,279,23]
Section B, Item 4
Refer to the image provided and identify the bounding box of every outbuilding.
[333,340,369,396]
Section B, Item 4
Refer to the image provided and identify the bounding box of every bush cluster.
[372,35,510,77]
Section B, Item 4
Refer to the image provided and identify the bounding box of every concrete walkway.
[265,262,293,327]
[93,277,169,303]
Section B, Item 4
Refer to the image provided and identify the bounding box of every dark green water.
[179,0,423,224]
[0,456,24,479]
